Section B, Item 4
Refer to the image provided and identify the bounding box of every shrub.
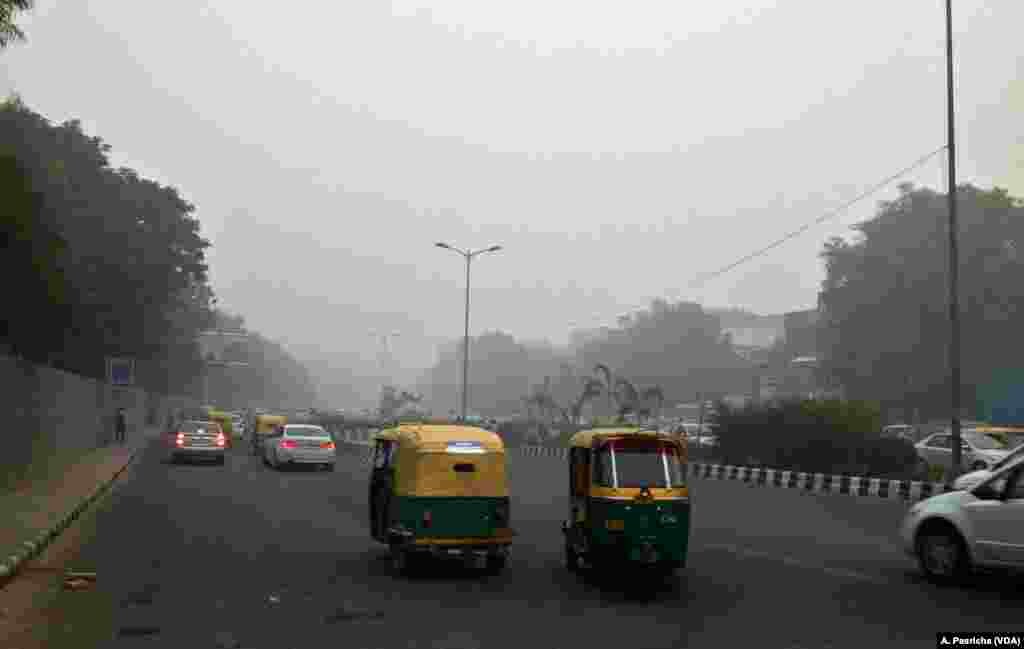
[710,398,916,476]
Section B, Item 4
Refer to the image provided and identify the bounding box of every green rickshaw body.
[563,428,691,573]
[586,497,691,567]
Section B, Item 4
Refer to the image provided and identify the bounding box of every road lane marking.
[700,542,890,584]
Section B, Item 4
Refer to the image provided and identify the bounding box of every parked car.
[953,442,1024,491]
[914,431,1010,473]
[262,424,336,471]
[166,420,226,465]
[900,454,1024,582]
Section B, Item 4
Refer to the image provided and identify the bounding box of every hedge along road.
[55,441,1022,649]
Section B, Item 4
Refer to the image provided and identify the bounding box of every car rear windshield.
[285,426,330,437]
[180,421,221,434]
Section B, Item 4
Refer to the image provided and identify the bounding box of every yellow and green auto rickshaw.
[251,414,287,456]
[206,409,235,448]
[561,428,690,576]
[368,423,514,575]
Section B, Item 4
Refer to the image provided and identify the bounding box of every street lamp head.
[435,242,450,249]
[486,245,503,253]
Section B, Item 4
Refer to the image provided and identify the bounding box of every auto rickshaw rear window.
[453,463,476,473]
[593,439,686,488]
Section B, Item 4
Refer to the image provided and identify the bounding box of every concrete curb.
[0,440,147,585]
[335,440,953,503]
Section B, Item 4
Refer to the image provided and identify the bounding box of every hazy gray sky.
[3,0,1021,377]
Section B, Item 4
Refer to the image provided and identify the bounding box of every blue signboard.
[107,358,135,386]
[446,441,484,454]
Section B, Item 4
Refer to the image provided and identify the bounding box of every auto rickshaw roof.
[375,423,504,452]
[255,414,287,422]
[569,427,678,448]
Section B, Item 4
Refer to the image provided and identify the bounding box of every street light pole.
[462,253,472,422]
[435,242,503,421]
[945,0,962,478]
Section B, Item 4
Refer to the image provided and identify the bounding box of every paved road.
[65,442,1023,649]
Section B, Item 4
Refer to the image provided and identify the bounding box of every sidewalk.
[0,430,156,583]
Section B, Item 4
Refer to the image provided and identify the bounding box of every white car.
[914,431,1010,473]
[900,454,1024,582]
[262,424,337,471]
[953,442,1024,491]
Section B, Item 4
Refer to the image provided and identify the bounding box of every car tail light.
[422,511,432,529]
[281,439,297,449]
[321,441,335,450]
[216,433,226,447]
[176,433,185,447]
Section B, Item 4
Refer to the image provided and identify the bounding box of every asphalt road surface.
[64,441,1023,649]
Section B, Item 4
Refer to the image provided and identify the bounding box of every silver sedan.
[262,424,336,471]
[166,420,227,465]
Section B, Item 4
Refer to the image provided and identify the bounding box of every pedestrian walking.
[115,408,127,445]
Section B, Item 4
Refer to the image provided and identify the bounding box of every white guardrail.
[332,431,952,503]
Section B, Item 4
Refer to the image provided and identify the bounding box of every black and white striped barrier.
[334,440,953,503]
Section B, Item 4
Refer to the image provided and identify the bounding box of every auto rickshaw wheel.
[391,544,415,576]
[564,542,580,572]
[485,554,507,575]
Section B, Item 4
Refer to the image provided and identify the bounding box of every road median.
[335,437,952,503]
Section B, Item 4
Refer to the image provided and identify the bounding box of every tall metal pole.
[946,0,962,478]
[461,253,472,421]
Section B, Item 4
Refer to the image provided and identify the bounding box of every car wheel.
[917,524,971,584]
[217,456,226,466]
[325,463,335,472]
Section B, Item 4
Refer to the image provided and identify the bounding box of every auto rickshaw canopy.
[569,427,683,449]
[569,427,689,498]
[374,424,508,498]
[206,409,234,436]
[254,414,287,434]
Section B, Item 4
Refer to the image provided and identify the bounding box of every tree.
[594,363,617,416]
[818,183,1024,421]
[0,0,31,49]
[1,97,215,387]
[570,378,604,425]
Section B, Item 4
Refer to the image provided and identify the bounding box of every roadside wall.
[0,353,200,483]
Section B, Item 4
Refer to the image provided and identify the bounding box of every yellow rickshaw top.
[569,427,679,449]
[375,423,505,452]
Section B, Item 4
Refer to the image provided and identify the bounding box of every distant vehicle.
[166,420,226,465]
[882,424,919,442]
[900,454,1024,582]
[915,431,1010,473]
[262,424,336,471]
[953,442,1024,491]
[251,414,287,456]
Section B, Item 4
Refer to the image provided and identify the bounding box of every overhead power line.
[687,145,948,288]
[565,145,948,331]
